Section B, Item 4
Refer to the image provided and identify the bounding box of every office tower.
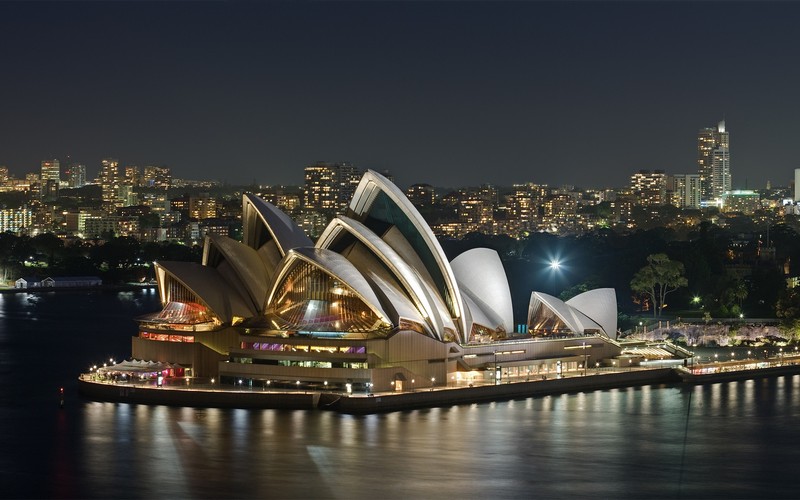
[698,120,730,202]
[303,162,362,212]
[336,162,361,211]
[143,166,172,189]
[406,184,436,207]
[671,174,702,209]
[189,193,218,220]
[40,159,60,183]
[64,163,86,188]
[630,169,667,206]
[99,158,120,209]
[0,166,9,183]
[0,208,33,234]
[124,166,141,186]
[508,183,547,233]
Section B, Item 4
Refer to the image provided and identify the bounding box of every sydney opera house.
[132,171,622,392]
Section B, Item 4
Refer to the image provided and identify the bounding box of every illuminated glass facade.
[266,259,391,335]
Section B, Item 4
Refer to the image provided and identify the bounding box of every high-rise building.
[0,207,33,234]
[336,162,361,212]
[698,120,730,202]
[507,183,547,233]
[794,169,800,202]
[630,169,667,206]
[189,193,218,220]
[671,174,701,209]
[143,166,172,189]
[40,159,60,184]
[124,166,141,186]
[99,158,120,210]
[406,184,436,207]
[64,163,87,188]
[303,162,362,213]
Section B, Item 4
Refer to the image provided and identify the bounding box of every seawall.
[78,379,318,410]
[677,363,800,384]
[319,368,679,413]
[79,364,800,414]
[79,368,680,413]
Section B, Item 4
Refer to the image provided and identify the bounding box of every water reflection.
[3,291,800,498]
[5,379,795,498]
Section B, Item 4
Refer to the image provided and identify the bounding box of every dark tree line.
[0,233,202,285]
[442,222,792,325]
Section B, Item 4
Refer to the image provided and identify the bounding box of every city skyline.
[2,2,800,188]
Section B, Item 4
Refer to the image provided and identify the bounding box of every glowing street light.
[548,258,562,294]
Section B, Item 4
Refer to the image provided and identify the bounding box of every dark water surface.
[1,290,799,499]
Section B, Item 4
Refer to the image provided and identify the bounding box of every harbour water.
[1,290,799,498]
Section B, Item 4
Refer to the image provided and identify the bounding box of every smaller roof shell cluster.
[527,289,617,337]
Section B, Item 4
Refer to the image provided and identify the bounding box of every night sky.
[2,1,799,189]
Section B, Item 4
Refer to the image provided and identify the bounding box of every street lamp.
[549,259,561,294]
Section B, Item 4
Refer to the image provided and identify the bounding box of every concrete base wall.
[321,368,680,414]
[78,379,318,410]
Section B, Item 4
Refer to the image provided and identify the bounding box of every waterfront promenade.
[78,352,800,413]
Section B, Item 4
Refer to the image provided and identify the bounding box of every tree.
[630,253,688,317]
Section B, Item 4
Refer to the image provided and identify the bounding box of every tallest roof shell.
[348,170,467,337]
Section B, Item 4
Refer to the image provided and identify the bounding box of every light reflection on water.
[38,380,795,499]
[2,291,800,498]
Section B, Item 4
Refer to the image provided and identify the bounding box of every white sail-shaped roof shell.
[317,216,457,341]
[361,271,430,336]
[348,170,467,337]
[155,261,256,324]
[451,248,514,333]
[242,193,312,273]
[566,288,617,338]
[265,247,391,327]
[527,291,605,336]
[202,234,270,314]
[460,290,504,333]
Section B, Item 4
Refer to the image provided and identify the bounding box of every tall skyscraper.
[40,159,60,183]
[64,163,86,188]
[99,158,120,210]
[698,120,730,202]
